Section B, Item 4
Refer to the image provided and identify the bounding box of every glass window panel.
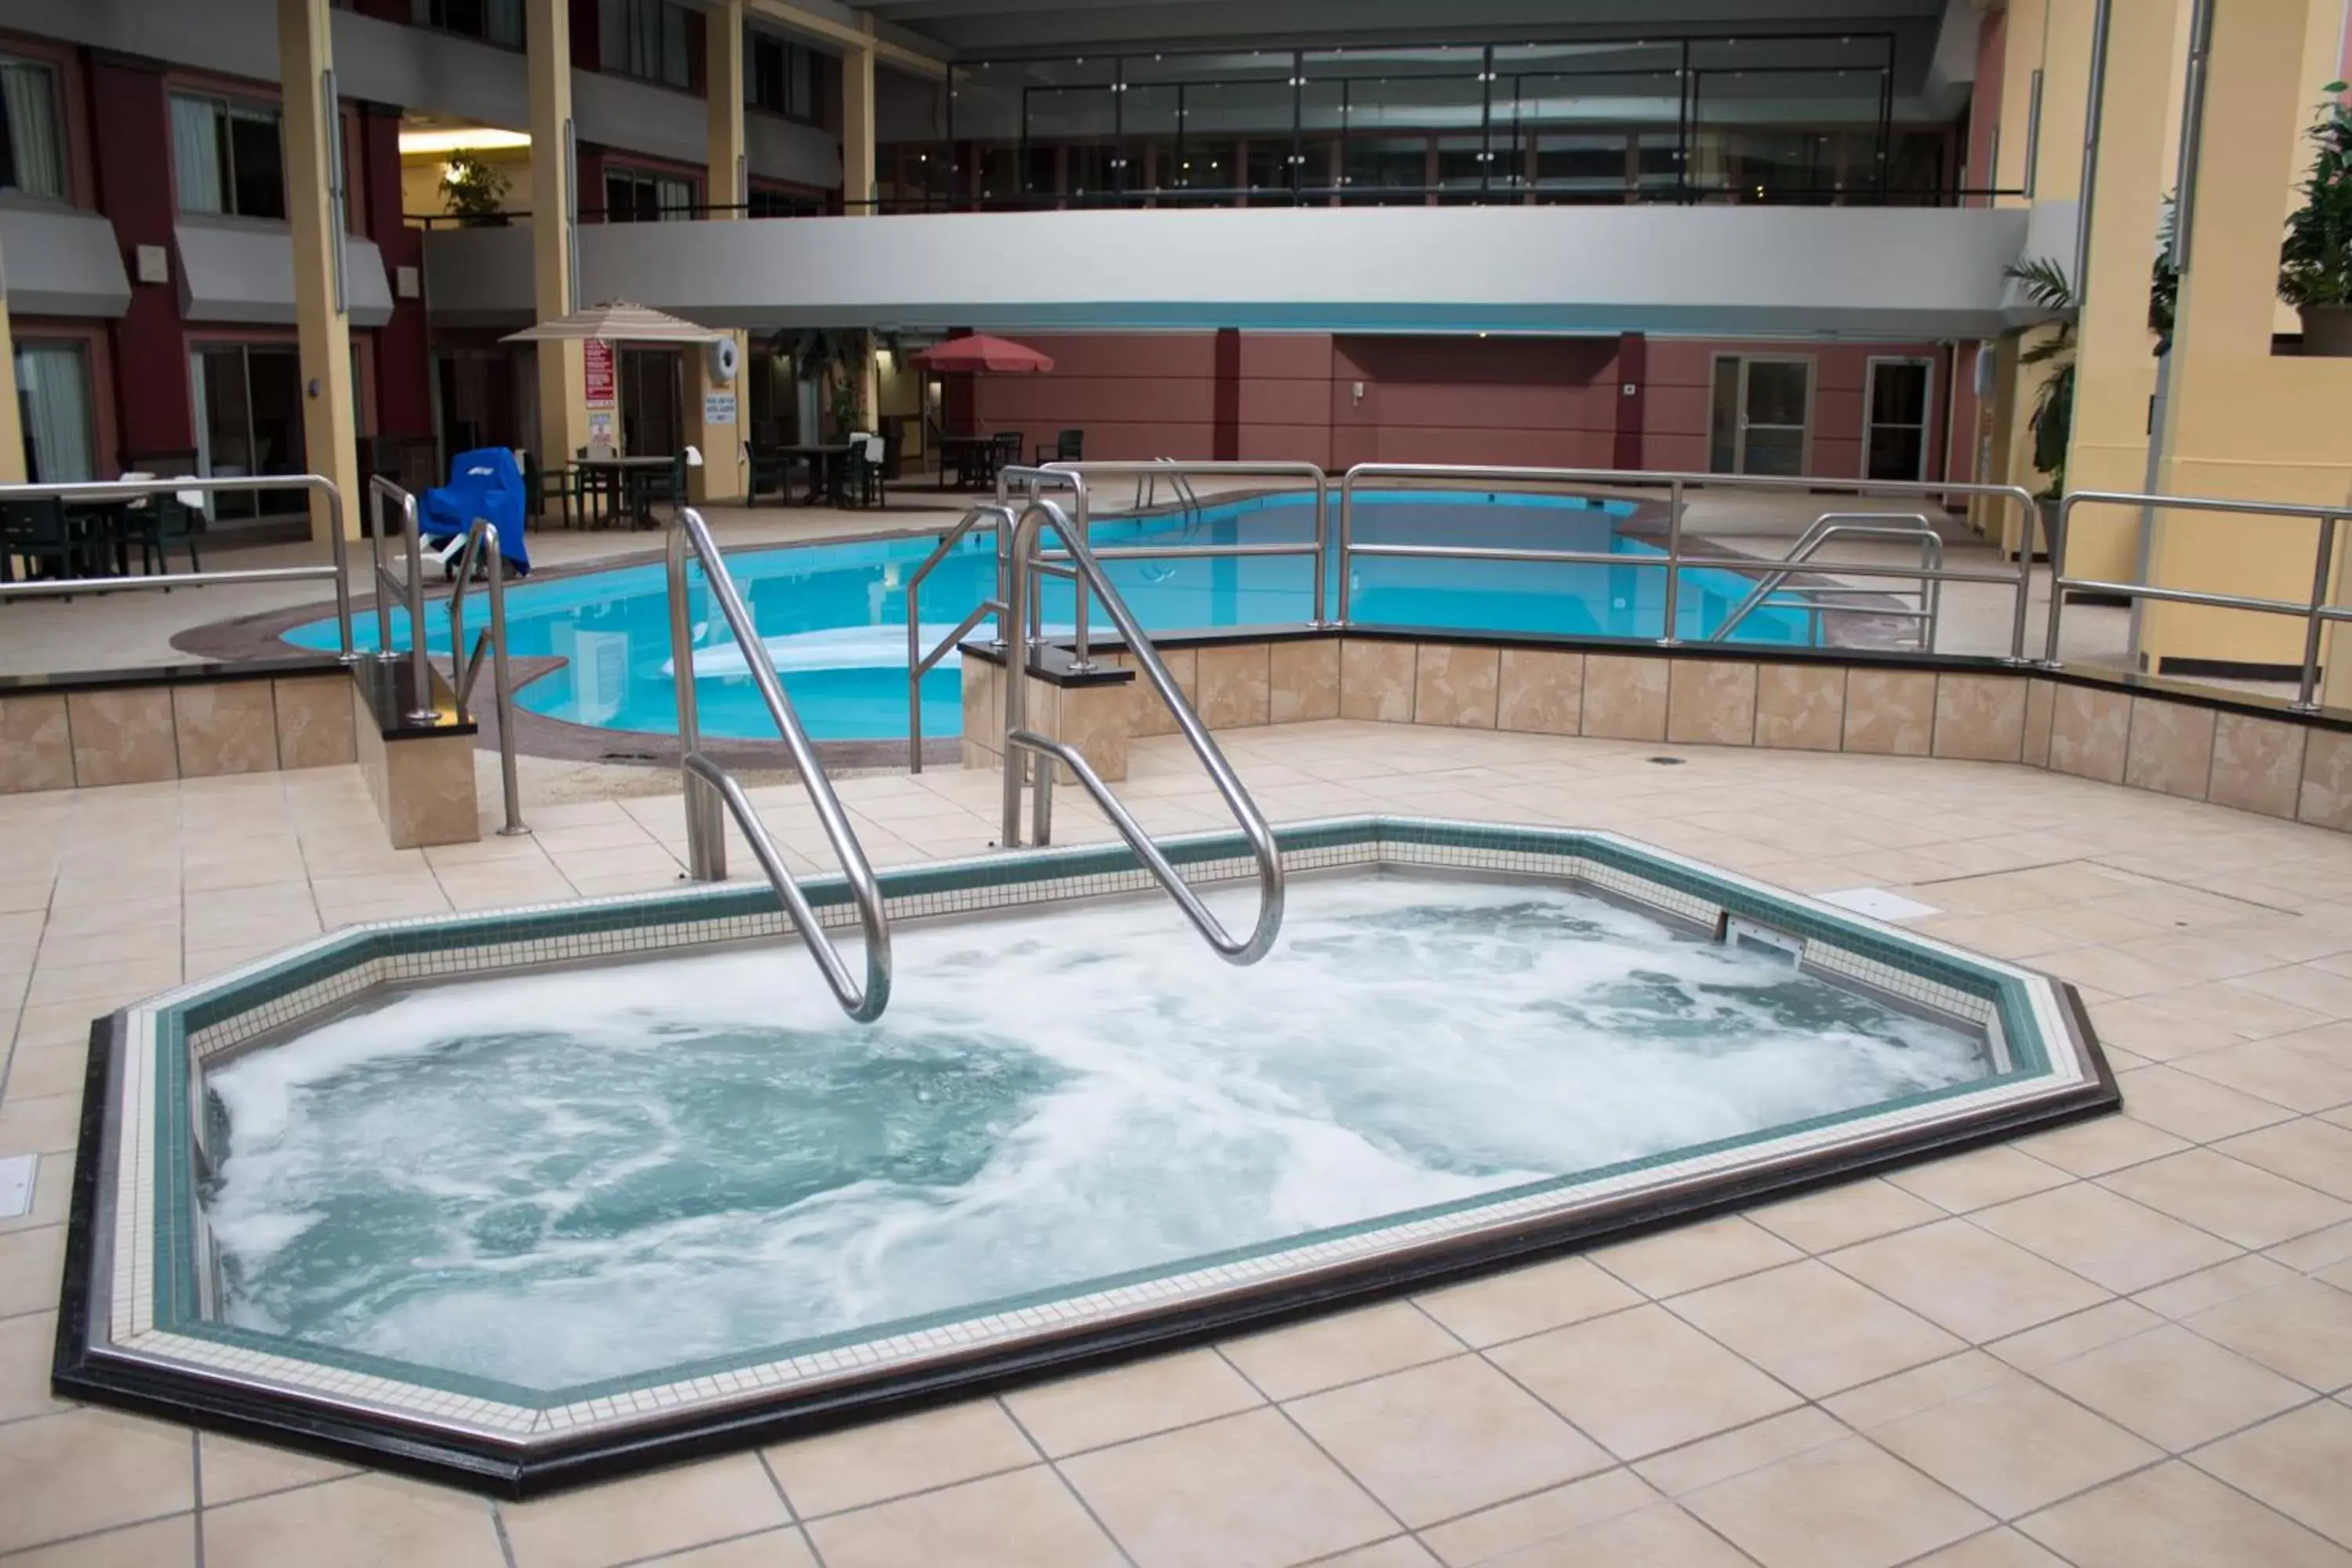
[1744,361,1809,426]
[14,340,94,484]
[228,107,285,219]
[170,95,227,213]
[0,56,66,198]
[1871,361,1929,424]
[1709,358,1739,473]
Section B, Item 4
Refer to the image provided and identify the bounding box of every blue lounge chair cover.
[420,447,531,575]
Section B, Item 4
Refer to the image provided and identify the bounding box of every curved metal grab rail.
[667,506,892,1021]
[1707,514,1944,648]
[1002,495,1284,965]
[906,503,1017,771]
[443,519,529,837]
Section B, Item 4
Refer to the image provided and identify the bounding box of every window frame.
[747,31,822,125]
[408,0,525,53]
[0,50,68,201]
[169,89,289,221]
[602,162,700,222]
[599,0,698,93]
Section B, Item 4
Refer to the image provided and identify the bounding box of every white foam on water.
[203,875,1989,1389]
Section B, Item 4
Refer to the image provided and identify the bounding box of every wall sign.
[702,392,737,426]
[583,339,615,408]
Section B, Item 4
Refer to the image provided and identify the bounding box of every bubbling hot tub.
[58,818,2114,1495]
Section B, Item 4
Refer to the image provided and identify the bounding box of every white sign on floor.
[1818,887,1941,921]
[0,1154,34,1221]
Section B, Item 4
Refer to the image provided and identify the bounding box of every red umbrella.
[907,334,1056,374]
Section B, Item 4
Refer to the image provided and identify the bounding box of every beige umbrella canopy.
[501,299,724,343]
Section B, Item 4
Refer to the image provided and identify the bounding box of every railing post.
[368,481,395,662]
[1311,472,1329,628]
[2006,488,2038,663]
[398,492,437,724]
[2041,495,2074,666]
[486,529,529,837]
[322,481,356,663]
[1661,477,1686,645]
[667,520,725,880]
[2296,515,2336,713]
[1336,469,1356,626]
[1000,508,1032,849]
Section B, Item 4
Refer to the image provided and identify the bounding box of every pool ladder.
[1705,512,1946,652]
[666,506,892,1022]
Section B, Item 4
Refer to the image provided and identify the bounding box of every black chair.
[841,435,887,509]
[0,499,77,592]
[746,444,794,506]
[521,449,575,528]
[1034,428,1083,465]
[124,490,205,577]
[993,430,1024,481]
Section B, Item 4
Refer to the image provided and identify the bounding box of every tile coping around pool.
[53,816,2118,1497]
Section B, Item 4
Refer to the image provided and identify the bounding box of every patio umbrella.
[906,335,1055,374]
[501,299,724,343]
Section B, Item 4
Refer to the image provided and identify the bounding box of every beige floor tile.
[1486,1305,1801,1460]
[1973,1183,2240,1294]
[2038,1322,2312,1450]
[2188,1279,2352,1391]
[1483,1501,1755,1567]
[1665,1260,1962,1398]
[1588,1216,1802,1298]
[1003,1349,1261,1457]
[629,1527,818,1566]
[2136,982,2335,1044]
[2,1044,87,1102]
[202,1473,503,1568]
[1415,1466,1660,1566]
[1682,1436,1991,1568]
[1219,1301,1462,1402]
[1903,1527,2072,1567]
[1287,1356,1613,1528]
[2134,1253,2300,1319]
[1057,1408,1392,1568]
[1984,1300,2167,1373]
[1820,1352,2018,1432]
[765,1399,1036,1518]
[0,1515,197,1567]
[2116,1068,2302,1142]
[2219,1119,2352,1203]
[1864,1374,2159,1518]
[1748,1178,1943,1254]
[2020,1461,2352,1567]
[1882,1147,2073,1214]
[1314,1539,1439,1568]
[0,1311,66,1424]
[2175,1042,2352,1113]
[0,1224,66,1319]
[800,1467,1122,1568]
[0,1410,194,1555]
[499,1454,789,1568]
[2100,1149,2352,1250]
[1410,1257,1642,1349]
[195,1434,355,1508]
[2228,966,2352,1022]
[2270,1220,2352,1274]
[2012,1115,2189,1178]
[1826,1218,2111,1342]
[1631,1408,1852,1497]
[2193,1399,2352,1547]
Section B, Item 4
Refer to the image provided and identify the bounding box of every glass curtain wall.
[918,33,1958,211]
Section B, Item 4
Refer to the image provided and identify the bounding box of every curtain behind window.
[15,342,95,485]
[171,94,226,212]
[0,56,64,198]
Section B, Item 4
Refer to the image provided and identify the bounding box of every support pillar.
[278,0,361,543]
[689,0,746,502]
[528,0,592,470]
[0,244,24,483]
[843,27,877,213]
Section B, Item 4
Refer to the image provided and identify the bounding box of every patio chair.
[521,448,575,528]
[844,434,887,508]
[993,430,1024,481]
[120,479,205,578]
[0,499,76,593]
[1034,429,1083,465]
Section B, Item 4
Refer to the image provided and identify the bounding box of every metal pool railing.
[2042,490,2352,711]
[366,475,437,724]
[0,474,359,658]
[666,506,893,1022]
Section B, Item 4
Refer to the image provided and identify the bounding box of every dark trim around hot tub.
[53,970,2118,1500]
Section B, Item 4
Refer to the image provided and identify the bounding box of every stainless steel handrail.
[666,506,891,1021]
[1130,458,1203,517]
[906,502,1016,772]
[443,520,528,837]
[1000,493,1284,965]
[1708,514,1944,648]
[366,476,437,722]
[0,474,358,660]
[2042,489,2352,711]
[1334,465,2042,660]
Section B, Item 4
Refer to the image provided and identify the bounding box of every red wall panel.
[89,58,191,461]
[360,105,432,439]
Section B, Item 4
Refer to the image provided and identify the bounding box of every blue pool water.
[286,489,1812,742]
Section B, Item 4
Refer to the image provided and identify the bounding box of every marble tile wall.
[2207,713,2307,820]
[0,695,74,793]
[274,677,358,769]
[382,735,484,849]
[65,689,178,788]
[1841,670,1936,756]
[1931,674,2027,764]
[2048,684,2132,783]
[1494,650,1584,735]
[1580,655,1669,742]
[1664,662,1757,747]
[1196,645,1272,730]
[1755,665,1846,751]
[1412,645,1500,729]
[172,685,280,778]
[2022,680,2056,768]
[2123,698,2217,799]
[1339,641,1416,724]
[1269,641,1341,725]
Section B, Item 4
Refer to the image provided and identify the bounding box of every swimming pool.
[286,490,1816,743]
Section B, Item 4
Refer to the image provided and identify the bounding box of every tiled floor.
[5,721,2352,1566]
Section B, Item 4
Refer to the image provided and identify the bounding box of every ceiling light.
[399,127,530,155]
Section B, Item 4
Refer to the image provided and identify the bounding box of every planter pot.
[2302,303,2352,357]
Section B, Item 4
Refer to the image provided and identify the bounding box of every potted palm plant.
[2281,83,2352,355]
[2004,258,2077,503]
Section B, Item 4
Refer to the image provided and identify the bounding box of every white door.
[1709,356,1813,477]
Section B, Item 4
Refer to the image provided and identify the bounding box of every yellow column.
[0,246,24,484]
[278,0,359,543]
[2145,0,2352,677]
[688,0,746,503]
[842,28,877,212]
[2061,0,2187,583]
[528,0,592,470]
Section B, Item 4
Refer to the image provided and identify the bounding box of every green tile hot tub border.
[122,816,2071,1425]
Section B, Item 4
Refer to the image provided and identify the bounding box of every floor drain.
[1646,756,1687,766]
